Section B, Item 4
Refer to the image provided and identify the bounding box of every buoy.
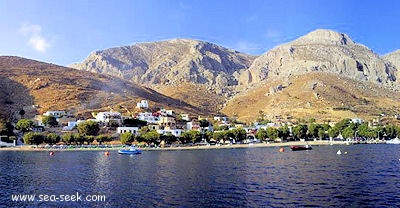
[49,151,54,156]
[337,150,342,155]
[105,151,110,156]
[279,147,285,152]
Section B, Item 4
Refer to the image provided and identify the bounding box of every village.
[1,99,399,149]
[1,99,259,148]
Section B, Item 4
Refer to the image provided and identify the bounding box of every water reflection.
[1,145,400,207]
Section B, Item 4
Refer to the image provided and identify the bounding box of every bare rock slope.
[240,29,398,88]
[71,39,255,96]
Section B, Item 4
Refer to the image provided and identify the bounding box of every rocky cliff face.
[383,50,400,72]
[240,29,398,88]
[70,39,255,95]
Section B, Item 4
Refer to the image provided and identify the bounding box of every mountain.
[60,29,400,122]
[223,72,400,123]
[70,39,255,93]
[225,29,400,122]
[239,29,398,88]
[383,50,400,71]
[0,56,204,120]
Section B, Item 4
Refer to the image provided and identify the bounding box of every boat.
[290,145,312,151]
[386,138,400,144]
[118,146,142,155]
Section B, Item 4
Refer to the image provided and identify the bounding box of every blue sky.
[1,0,400,66]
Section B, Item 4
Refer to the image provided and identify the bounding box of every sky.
[1,0,400,66]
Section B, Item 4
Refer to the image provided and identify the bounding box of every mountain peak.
[294,29,354,45]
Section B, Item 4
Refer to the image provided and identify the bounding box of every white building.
[117,127,139,135]
[138,112,160,124]
[186,121,200,131]
[95,112,122,125]
[136,100,149,109]
[160,109,174,116]
[62,121,78,131]
[180,114,190,121]
[43,110,66,118]
[157,129,184,137]
[351,118,363,124]
[214,116,229,124]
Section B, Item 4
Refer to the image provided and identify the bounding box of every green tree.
[215,125,229,131]
[385,125,398,139]
[160,132,177,144]
[255,128,268,141]
[318,129,326,139]
[231,128,247,142]
[77,121,100,136]
[120,132,135,145]
[374,126,385,139]
[0,120,8,134]
[96,134,113,145]
[199,119,210,129]
[15,119,34,133]
[328,127,339,138]
[334,119,351,133]
[139,126,151,135]
[266,127,279,140]
[356,123,370,138]
[62,133,75,145]
[278,125,290,140]
[181,130,201,143]
[292,124,308,140]
[42,115,58,127]
[307,123,320,138]
[85,136,95,145]
[0,119,13,136]
[23,132,44,145]
[141,131,160,144]
[74,133,85,145]
[45,133,60,144]
[342,126,355,139]
[213,131,226,142]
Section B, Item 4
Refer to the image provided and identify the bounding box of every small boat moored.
[118,146,142,155]
[290,145,312,151]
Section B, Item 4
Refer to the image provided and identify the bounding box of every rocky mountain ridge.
[240,29,398,89]
[70,39,256,96]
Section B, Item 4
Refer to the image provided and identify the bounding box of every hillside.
[240,29,398,89]
[383,50,400,71]
[70,39,256,99]
[223,72,400,123]
[0,56,205,120]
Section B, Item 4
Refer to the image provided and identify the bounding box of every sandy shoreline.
[0,140,380,152]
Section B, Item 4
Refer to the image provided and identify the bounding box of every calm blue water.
[1,144,400,207]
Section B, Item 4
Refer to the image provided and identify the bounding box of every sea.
[1,144,400,207]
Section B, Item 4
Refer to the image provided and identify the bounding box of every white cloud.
[19,23,51,52]
[28,36,50,52]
